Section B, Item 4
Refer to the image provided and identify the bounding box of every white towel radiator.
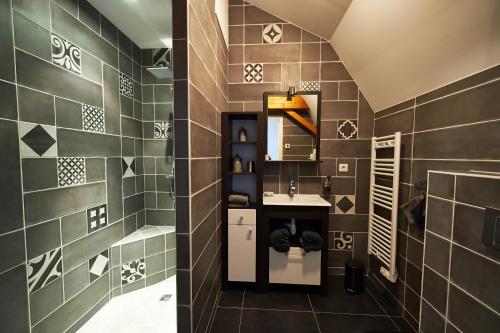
[368,132,401,283]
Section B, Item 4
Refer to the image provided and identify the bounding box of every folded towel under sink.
[300,230,323,252]
[270,228,291,252]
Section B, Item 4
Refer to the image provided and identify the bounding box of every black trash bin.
[344,260,364,294]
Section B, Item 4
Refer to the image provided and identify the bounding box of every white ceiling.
[331,0,500,111]
[88,0,172,49]
[246,0,352,40]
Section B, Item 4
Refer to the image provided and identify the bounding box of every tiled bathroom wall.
[370,65,500,331]
[421,171,500,332]
[227,1,374,275]
[0,0,177,331]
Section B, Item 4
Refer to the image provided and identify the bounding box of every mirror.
[264,92,321,161]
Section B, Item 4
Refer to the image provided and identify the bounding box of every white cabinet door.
[228,224,256,282]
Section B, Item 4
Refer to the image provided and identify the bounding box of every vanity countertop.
[263,194,331,207]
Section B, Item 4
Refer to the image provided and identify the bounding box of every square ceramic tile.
[153,48,172,67]
[87,204,107,233]
[82,104,104,133]
[120,73,134,98]
[333,232,354,250]
[337,120,358,139]
[19,122,57,157]
[263,24,282,44]
[89,249,109,282]
[121,258,146,285]
[57,157,86,186]
[154,121,172,139]
[244,63,263,83]
[335,195,355,214]
[27,247,62,293]
[300,81,320,92]
[122,157,136,178]
[51,33,81,74]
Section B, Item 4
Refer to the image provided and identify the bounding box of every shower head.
[146,65,172,79]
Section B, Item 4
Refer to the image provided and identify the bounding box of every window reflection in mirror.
[266,94,320,161]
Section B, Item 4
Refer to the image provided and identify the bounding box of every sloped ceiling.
[246,0,352,39]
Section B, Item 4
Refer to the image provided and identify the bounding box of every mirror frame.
[263,91,322,162]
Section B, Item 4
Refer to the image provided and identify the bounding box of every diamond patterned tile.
[82,104,104,133]
[19,122,57,157]
[335,195,355,214]
[122,157,136,178]
[57,157,86,186]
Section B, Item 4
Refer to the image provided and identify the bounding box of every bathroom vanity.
[221,91,329,295]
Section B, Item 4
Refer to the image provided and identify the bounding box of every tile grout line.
[307,293,322,333]
[238,290,245,333]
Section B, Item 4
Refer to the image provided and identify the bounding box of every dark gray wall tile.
[13,11,51,61]
[13,0,50,29]
[0,230,25,274]
[85,158,105,182]
[0,265,30,332]
[422,266,447,314]
[103,64,121,135]
[16,50,103,107]
[61,210,87,245]
[30,277,63,325]
[58,129,121,157]
[0,0,15,82]
[420,300,445,333]
[55,97,83,129]
[78,0,100,33]
[124,193,145,217]
[24,182,106,225]
[26,218,60,259]
[106,158,124,223]
[81,51,102,84]
[428,172,455,200]
[426,197,453,239]
[424,232,450,277]
[455,175,500,209]
[0,120,23,234]
[18,86,54,125]
[22,158,58,192]
[0,76,18,120]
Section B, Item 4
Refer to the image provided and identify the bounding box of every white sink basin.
[263,194,331,207]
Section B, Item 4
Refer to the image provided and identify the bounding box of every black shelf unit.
[221,112,265,288]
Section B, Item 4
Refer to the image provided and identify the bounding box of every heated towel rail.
[368,132,401,283]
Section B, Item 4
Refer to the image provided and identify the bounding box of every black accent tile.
[13,11,51,61]
[422,266,447,315]
[0,120,23,234]
[210,307,241,333]
[316,313,397,333]
[424,232,450,277]
[16,49,102,107]
[86,204,107,233]
[450,244,500,313]
[0,265,30,332]
[426,196,453,239]
[310,276,384,315]
[240,309,318,333]
[428,172,455,200]
[448,284,500,333]
[455,175,500,210]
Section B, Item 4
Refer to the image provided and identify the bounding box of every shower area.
[0,0,178,332]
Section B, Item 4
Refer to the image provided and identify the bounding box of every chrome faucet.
[288,179,296,198]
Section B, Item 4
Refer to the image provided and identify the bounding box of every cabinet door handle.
[248,227,252,233]
[239,216,244,223]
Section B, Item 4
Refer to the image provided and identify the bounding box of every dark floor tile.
[210,307,241,333]
[218,289,244,308]
[316,313,397,333]
[243,289,312,311]
[310,276,384,315]
[240,309,318,333]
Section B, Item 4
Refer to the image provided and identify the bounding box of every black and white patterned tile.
[335,195,355,214]
[57,157,86,187]
[333,232,354,250]
[19,122,57,157]
[51,33,81,74]
[122,157,136,178]
[153,48,172,67]
[119,73,134,98]
[89,249,109,283]
[87,204,107,233]
[121,258,146,285]
[27,248,63,294]
[244,63,263,83]
[82,104,105,133]
[262,24,282,44]
[300,81,320,92]
[338,120,358,139]
[154,121,173,139]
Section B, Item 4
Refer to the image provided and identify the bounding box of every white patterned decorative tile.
[154,122,172,139]
[27,248,62,294]
[19,122,57,157]
[335,195,355,214]
[263,24,282,44]
[122,157,136,178]
[300,81,320,92]
[333,232,353,250]
[58,157,86,187]
[337,120,358,139]
[244,63,263,83]
[120,73,134,98]
[82,104,105,133]
[51,33,81,74]
[153,48,172,67]
[89,250,109,283]
[87,204,107,233]
[121,258,146,285]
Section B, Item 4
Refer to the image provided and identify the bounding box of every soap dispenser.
[232,154,243,173]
